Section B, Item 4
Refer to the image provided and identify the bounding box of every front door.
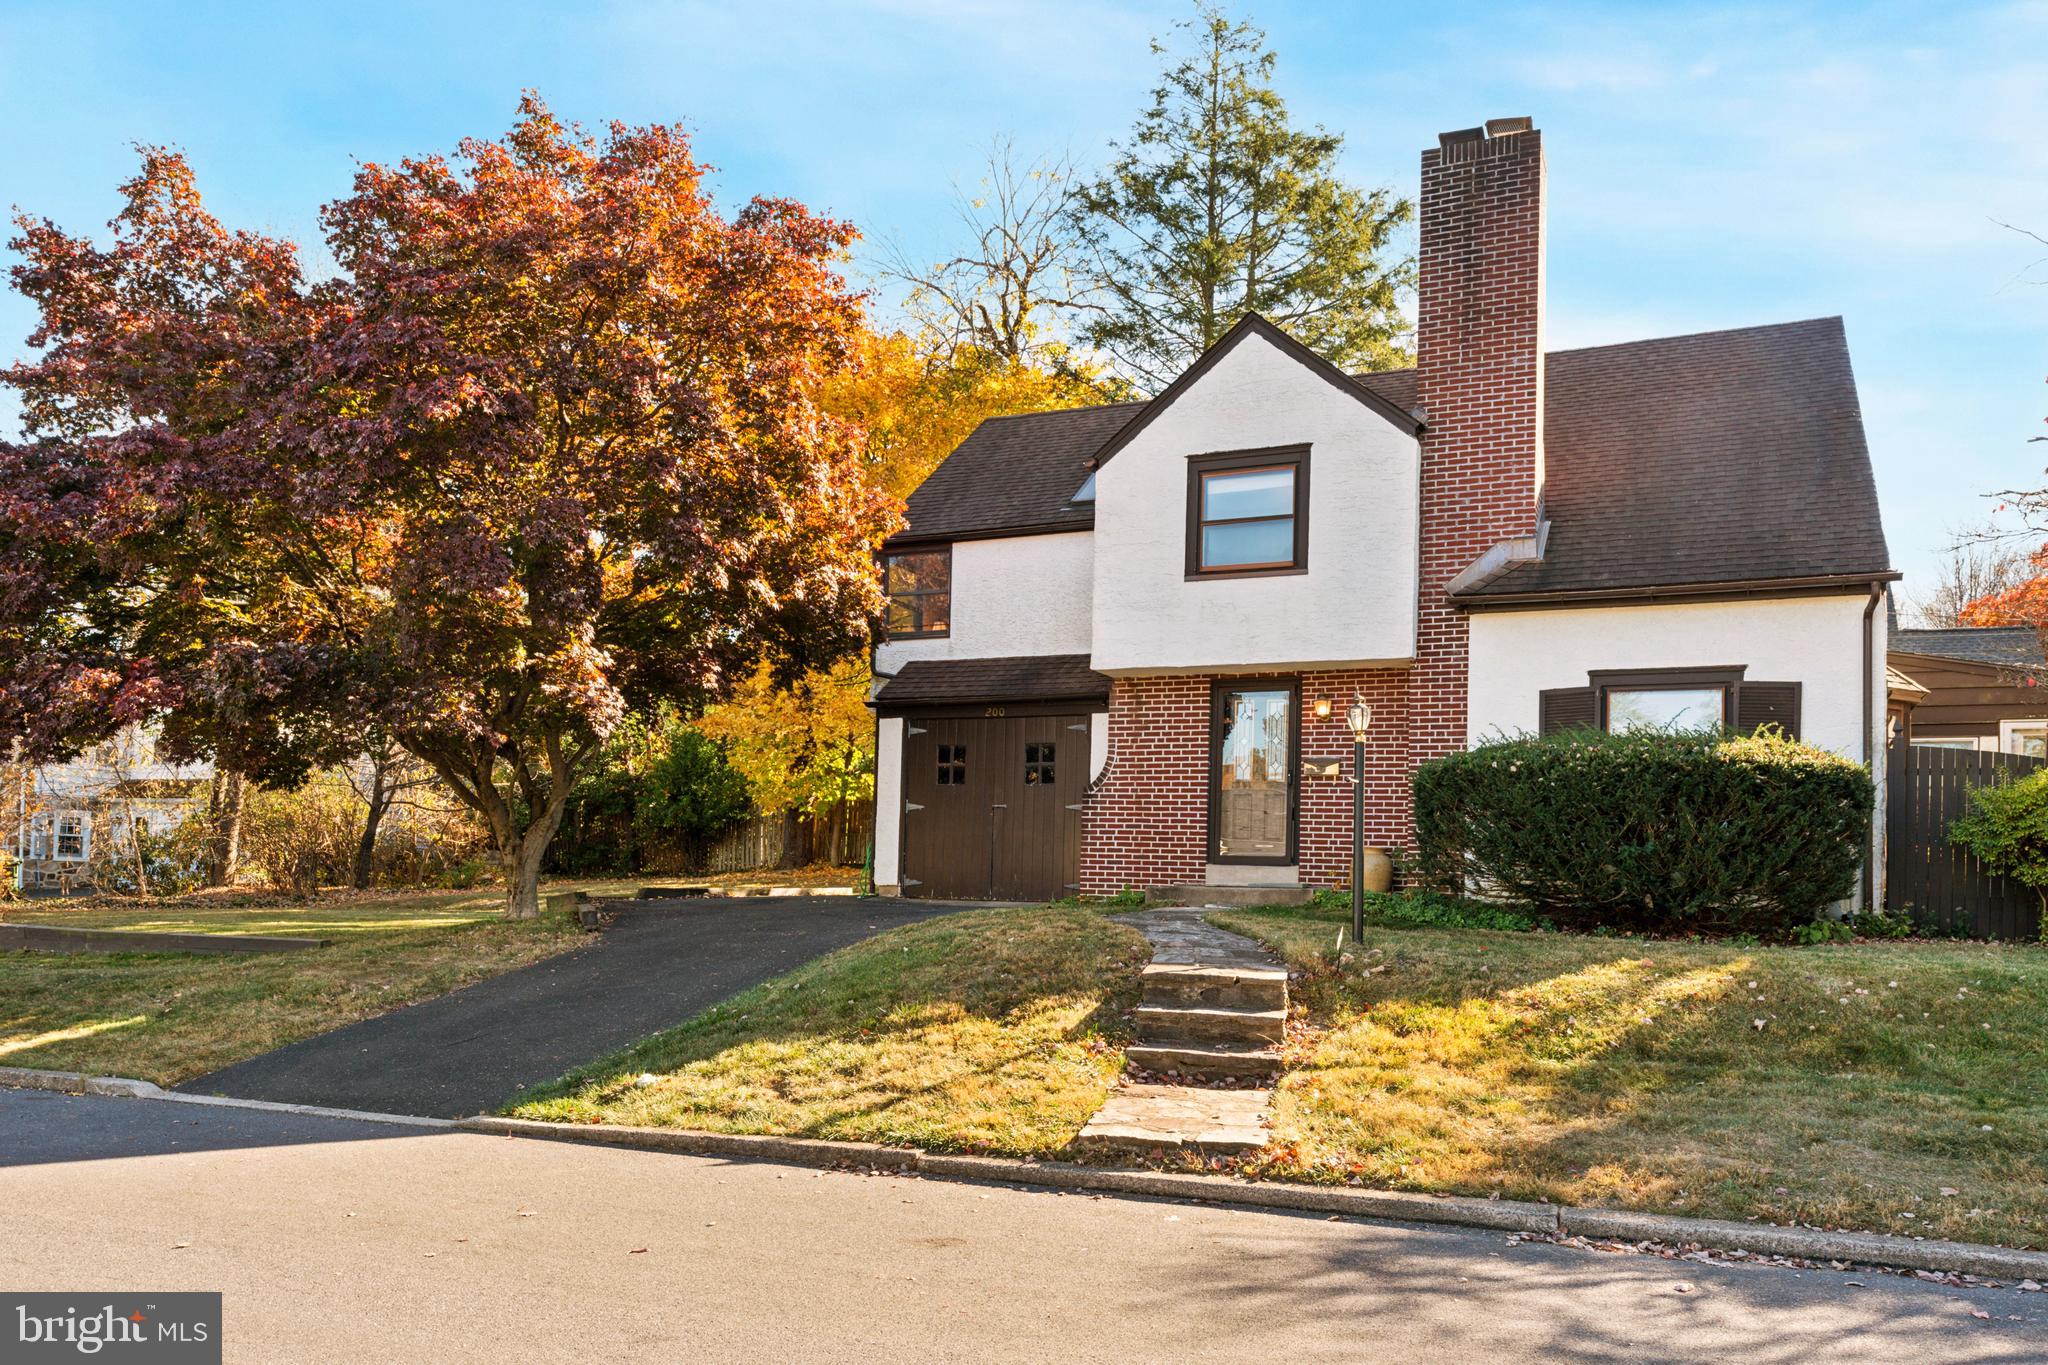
[901,712,1089,900]
[1210,681,1298,865]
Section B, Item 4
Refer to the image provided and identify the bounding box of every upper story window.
[1186,447,1310,578]
[884,548,951,639]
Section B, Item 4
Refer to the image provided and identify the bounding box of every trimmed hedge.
[1415,728,1873,936]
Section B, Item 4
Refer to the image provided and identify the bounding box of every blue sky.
[3,1,2044,598]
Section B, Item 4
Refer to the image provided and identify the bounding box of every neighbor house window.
[2001,721,2048,758]
[884,548,951,639]
[29,811,91,862]
[1186,447,1309,577]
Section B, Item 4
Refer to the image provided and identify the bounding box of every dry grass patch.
[1212,905,2048,1248]
[0,889,601,1083]
[509,906,1147,1156]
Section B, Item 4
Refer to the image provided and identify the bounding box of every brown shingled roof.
[1459,316,1894,601]
[884,401,1139,547]
[887,316,1892,602]
[872,654,1110,712]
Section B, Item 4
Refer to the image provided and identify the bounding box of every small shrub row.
[1306,887,1536,934]
[1415,727,1873,939]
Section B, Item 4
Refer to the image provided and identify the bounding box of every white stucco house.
[868,118,1897,904]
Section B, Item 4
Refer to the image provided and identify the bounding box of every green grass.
[508,906,1148,1156]
[0,884,615,1083]
[1211,903,2048,1248]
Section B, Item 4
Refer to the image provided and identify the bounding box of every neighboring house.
[11,727,212,891]
[1888,615,2048,754]
[869,118,1897,903]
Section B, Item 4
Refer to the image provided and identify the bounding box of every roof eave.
[1454,569,1901,611]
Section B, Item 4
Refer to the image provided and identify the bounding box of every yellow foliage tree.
[694,659,875,818]
[829,329,1127,499]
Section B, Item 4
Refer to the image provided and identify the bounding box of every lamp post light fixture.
[1345,701,1373,946]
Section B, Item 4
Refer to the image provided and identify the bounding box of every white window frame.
[1910,737,1979,751]
[1998,720,2048,757]
[28,810,92,862]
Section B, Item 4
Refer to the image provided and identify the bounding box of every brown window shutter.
[1538,686,1597,735]
[1733,681,1801,738]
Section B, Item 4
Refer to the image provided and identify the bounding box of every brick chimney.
[1406,118,1547,814]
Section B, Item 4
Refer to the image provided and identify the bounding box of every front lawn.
[0,885,616,1084]
[508,906,1147,1155]
[1213,903,2048,1248]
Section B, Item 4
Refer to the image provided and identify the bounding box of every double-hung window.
[883,548,951,639]
[1187,447,1309,577]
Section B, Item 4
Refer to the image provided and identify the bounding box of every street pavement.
[5,1088,2043,1363]
[181,897,962,1117]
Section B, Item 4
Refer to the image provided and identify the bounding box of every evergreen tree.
[1074,3,1413,388]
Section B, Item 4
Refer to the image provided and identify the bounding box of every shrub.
[1306,886,1536,933]
[1415,727,1873,937]
[1948,768,2048,923]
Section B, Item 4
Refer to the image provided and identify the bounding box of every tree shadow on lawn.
[1232,914,2048,1245]
[505,906,1151,1156]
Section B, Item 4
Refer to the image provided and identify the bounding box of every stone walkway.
[1076,911,1289,1157]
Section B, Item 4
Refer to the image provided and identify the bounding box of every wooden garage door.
[901,712,1089,901]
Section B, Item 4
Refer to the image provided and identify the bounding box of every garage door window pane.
[1024,743,1055,785]
[937,744,967,785]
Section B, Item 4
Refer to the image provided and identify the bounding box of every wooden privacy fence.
[632,802,873,877]
[1886,743,2044,939]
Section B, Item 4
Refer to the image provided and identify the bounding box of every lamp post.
[1346,700,1374,946]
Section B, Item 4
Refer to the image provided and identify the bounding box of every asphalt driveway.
[179,897,963,1119]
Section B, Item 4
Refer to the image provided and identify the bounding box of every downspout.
[1862,579,1884,909]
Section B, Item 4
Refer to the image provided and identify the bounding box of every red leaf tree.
[0,97,897,916]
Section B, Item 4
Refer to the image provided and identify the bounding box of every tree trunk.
[351,764,389,891]
[500,794,569,920]
[206,770,246,887]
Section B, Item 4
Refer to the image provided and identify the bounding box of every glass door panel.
[1214,686,1293,860]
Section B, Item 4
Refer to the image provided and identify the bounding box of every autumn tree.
[0,98,896,917]
[1073,2,1413,388]
[696,658,874,862]
[1908,535,2031,627]
[1956,222,2048,647]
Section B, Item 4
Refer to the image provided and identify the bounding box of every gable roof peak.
[1089,313,1421,469]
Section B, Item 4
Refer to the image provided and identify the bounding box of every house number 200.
[983,706,1007,717]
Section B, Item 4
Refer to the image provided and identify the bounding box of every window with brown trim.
[884,548,951,639]
[936,743,967,785]
[1538,667,1803,740]
[1186,447,1309,577]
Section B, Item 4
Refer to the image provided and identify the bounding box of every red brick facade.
[1409,121,1547,786]
[1077,121,1548,896]
[1078,668,1411,895]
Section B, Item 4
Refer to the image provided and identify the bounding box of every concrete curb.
[460,1115,2048,1280]
[0,1067,450,1130]
[14,1069,2046,1282]
[0,923,327,955]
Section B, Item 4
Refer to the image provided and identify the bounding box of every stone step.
[1134,1003,1286,1048]
[1074,1082,1270,1156]
[1146,884,1313,909]
[1126,1041,1283,1081]
[1139,962,1289,1012]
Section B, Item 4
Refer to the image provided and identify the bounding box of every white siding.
[1090,330,1420,674]
[875,530,1093,676]
[1469,592,1887,905]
